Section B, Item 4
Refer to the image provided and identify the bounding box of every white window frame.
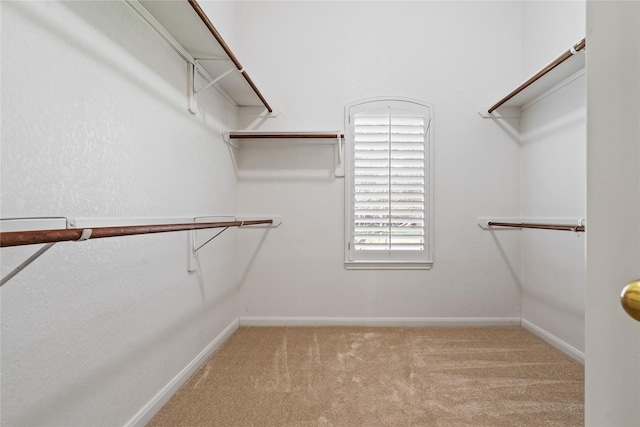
[344,97,433,270]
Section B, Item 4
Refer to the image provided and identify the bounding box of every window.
[344,97,433,269]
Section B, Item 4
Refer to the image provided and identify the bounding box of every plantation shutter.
[345,98,433,268]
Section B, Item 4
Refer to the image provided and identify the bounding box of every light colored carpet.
[148,327,584,426]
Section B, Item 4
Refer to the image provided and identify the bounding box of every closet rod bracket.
[187,216,281,272]
[192,226,230,253]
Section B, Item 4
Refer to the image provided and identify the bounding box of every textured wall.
[235,1,524,322]
[1,1,242,425]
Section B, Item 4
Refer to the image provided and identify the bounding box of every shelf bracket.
[335,132,344,177]
[188,60,242,114]
[221,131,240,149]
[0,243,56,287]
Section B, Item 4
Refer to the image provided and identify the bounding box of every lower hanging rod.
[487,221,585,232]
[0,219,273,248]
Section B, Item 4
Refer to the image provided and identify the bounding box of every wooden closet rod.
[0,219,272,248]
[488,38,586,113]
[487,221,585,232]
[187,0,273,113]
[229,132,345,139]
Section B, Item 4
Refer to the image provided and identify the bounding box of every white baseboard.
[126,318,240,427]
[521,319,584,364]
[239,316,521,327]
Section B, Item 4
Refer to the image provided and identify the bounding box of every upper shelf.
[485,38,586,115]
[228,131,345,140]
[225,131,346,177]
[129,0,272,112]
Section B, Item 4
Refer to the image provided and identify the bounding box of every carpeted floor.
[148,326,584,426]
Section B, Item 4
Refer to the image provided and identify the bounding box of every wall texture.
[235,1,524,324]
[1,1,243,425]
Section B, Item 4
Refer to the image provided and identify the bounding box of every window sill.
[344,261,433,270]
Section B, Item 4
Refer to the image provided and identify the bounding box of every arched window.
[344,97,433,269]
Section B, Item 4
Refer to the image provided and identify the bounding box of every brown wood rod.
[0,219,273,248]
[229,133,345,139]
[487,38,586,114]
[488,221,585,232]
[187,0,273,113]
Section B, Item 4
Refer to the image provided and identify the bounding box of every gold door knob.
[621,280,640,322]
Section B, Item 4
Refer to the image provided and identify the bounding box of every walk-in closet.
[1,1,638,426]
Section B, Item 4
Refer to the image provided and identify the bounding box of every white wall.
[522,1,586,77]
[520,76,586,357]
[1,1,242,425]
[235,1,524,324]
[520,1,586,359]
[585,1,640,424]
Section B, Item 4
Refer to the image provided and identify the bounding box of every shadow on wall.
[235,140,338,181]
[523,285,584,321]
[190,226,275,299]
[488,230,523,291]
[521,107,586,144]
[236,228,273,291]
[190,222,238,301]
[9,1,229,136]
[11,1,183,113]
[488,116,522,145]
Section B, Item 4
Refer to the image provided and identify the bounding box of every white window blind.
[345,98,433,269]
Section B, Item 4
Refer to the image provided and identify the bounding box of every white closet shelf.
[227,131,345,141]
[127,0,272,114]
[224,131,346,177]
[480,38,585,117]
